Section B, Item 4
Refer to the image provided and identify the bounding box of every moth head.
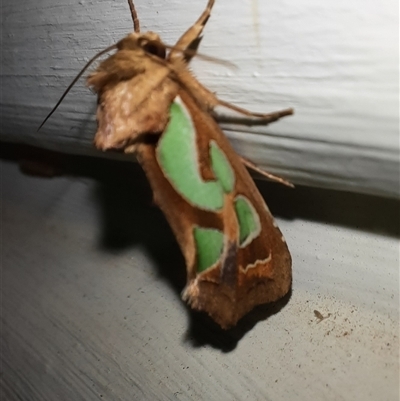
[117,31,166,59]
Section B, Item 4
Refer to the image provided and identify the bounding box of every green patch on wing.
[234,195,261,247]
[156,97,235,211]
[209,141,234,193]
[193,227,224,272]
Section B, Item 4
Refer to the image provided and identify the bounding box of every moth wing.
[136,90,292,329]
[88,50,179,150]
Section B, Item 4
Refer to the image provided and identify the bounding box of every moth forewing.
[174,91,292,328]
[86,0,292,329]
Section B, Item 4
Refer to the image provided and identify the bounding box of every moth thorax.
[139,32,166,59]
[118,32,166,59]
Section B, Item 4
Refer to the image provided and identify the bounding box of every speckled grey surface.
[2,156,399,401]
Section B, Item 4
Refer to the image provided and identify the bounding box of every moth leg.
[240,157,294,188]
[215,99,294,124]
[169,0,215,62]
[175,68,294,125]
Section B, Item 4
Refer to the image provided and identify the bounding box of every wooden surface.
[2,154,399,401]
[1,0,399,198]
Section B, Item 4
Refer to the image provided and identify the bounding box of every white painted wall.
[1,0,398,197]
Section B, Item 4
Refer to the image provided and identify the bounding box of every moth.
[41,0,293,329]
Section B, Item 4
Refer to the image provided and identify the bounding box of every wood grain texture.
[1,0,398,198]
[2,157,399,401]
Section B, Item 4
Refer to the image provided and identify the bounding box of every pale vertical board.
[1,0,398,197]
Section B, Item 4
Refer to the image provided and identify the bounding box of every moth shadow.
[92,157,187,293]
[184,289,292,352]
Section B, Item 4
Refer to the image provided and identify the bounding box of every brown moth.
[42,0,293,329]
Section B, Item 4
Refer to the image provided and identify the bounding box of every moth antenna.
[127,0,140,32]
[38,44,117,131]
